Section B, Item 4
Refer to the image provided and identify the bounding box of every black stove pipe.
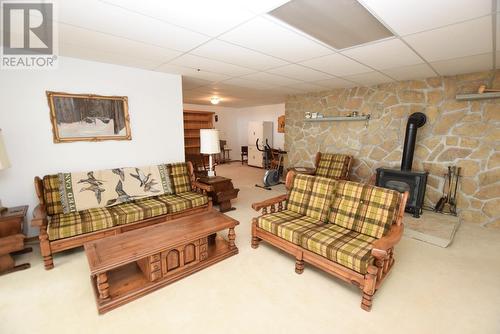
[401,112,427,171]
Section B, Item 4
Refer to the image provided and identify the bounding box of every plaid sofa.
[41,162,208,241]
[256,174,400,274]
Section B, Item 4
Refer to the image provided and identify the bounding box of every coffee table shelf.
[85,211,238,314]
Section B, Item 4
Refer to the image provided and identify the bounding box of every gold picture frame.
[46,91,132,143]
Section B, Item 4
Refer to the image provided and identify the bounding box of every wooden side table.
[0,205,31,275]
[197,176,239,213]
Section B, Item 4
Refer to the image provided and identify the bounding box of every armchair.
[290,152,352,180]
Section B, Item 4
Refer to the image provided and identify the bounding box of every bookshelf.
[183,110,214,156]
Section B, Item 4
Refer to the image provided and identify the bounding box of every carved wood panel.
[165,249,180,273]
[184,243,196,265]
[138,237,210,281]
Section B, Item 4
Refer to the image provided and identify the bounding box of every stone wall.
[285,70,500,227]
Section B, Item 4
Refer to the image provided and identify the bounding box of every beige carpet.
[1,163,500,334]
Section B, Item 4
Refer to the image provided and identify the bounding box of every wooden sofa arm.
[251,194,288,213]
[192,181,212,193]
[371,224,404,259]
[31,205,48,227]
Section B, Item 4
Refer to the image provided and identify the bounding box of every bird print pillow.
[58,165,173,214]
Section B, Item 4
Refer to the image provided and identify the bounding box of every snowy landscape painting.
[47,91,131,143]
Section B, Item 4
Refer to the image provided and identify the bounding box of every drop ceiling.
[46,0,499,107]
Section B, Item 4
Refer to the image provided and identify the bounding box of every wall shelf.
[455,92,500,100]
[304,115,371,127]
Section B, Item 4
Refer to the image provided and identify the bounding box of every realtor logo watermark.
[1,1,58,69]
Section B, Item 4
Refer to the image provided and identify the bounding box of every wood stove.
[376,112,428,218]
[376,168,428,217]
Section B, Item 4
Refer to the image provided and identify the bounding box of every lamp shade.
[0,129,11,170]
[200,129,220,154]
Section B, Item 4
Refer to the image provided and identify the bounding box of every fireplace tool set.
[434,166,461,216]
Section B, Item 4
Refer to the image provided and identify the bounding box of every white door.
[262,122,273,147]
[248,145,262,167]
[248,122,263,146]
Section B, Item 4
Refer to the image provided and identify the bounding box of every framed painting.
[46,91,132,143]
[277,115,285,133]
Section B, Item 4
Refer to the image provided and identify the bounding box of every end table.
[0,205,31,275]
[197,176,239,213]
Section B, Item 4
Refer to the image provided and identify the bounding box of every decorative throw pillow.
[315,153,350,179]
[329,181,401,239]
[167,162,192,194]
[287,174,337,222]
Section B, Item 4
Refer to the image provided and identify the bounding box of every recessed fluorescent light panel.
[269,0,393,50]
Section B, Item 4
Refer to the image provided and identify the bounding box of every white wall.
[236,104,285,150]
[183,103,285,159]
[0,57,184,236]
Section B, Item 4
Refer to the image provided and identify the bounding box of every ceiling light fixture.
[270,0,393,50]
[210,97,220,105]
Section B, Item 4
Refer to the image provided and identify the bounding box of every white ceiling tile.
[59,24,182,63]
[233,0,291,14]
[404,16,492,62]
[382,63,436,81]
[218,16,333,62]
[300,54,371,76]
[283,82,328,93]
[219,78,277,90]
[265,86,306,94]
[151,64,187,75]
[183,86,223,98]
[59,0,209,51]
[342,38,423,70]
[343,71,394,86]
[241,72,302,86]
[191,39,287,70]
[431,53,493,76]
[170,54,255,76]
[49,0,499,108]
[182,77,212,90]
[360,0,492,36]
[156,64,231,82]
[266,64,333,81]
[202,82,250,93]
[60,43,160,70]
[184,83,286,107]
[313,77,356,89]
[100,0,255,37]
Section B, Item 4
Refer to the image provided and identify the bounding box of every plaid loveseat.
[251,172,407,311]
[32,162,211,270]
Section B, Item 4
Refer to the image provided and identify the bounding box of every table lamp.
[200,129,220,177]
[0,129,11,213]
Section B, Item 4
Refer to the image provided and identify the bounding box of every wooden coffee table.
[84,210,239,314]
[197,176,239,212]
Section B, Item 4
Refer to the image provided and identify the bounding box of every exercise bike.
[255,139,286,190]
